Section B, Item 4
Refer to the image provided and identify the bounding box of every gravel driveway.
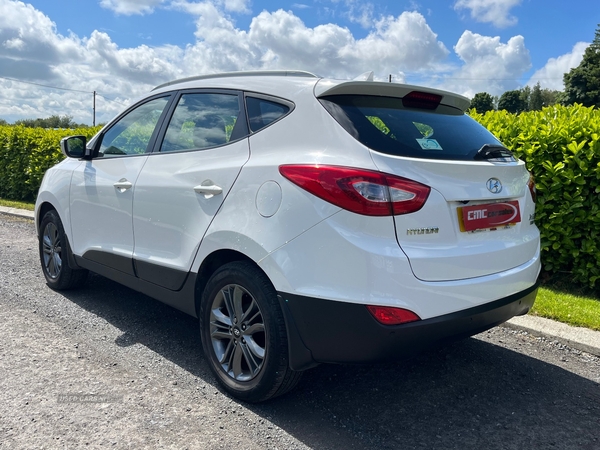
[1,215,599,449]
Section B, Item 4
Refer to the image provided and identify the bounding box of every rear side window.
[246,97,290,132]
[319,95,502,161]
[160,93,242,152]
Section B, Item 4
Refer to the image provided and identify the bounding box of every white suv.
[36,71,540,402]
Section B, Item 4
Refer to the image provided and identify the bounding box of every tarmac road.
[1,214,599,449]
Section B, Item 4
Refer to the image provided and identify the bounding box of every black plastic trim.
[74,255,198,317]
[277,283,538,366]
[134,259,189,291]
[82,250,135,276]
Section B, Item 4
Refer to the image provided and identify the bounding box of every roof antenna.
[353,71,374,81]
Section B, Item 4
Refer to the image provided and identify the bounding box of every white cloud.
[99,0,166,15]
[0,0,540,124]
[454,0,521,28]
[248,10,448,77]
[222,0,249,13]
[442,30,531,97]
[344,0,375,29]
[172,0,250,14]
[528,42,588,91]
[175,7,447,79]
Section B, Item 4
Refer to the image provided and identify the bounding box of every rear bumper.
[278,283,538,370]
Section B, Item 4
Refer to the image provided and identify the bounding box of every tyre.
[199,261,302,402]
[39,210,88,290]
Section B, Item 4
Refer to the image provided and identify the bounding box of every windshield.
[319,95,503,161]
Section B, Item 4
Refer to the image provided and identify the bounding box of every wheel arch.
[194,248,316,372]
[194,249,260,316]
[37,201,82,271]
[37,201,56,231]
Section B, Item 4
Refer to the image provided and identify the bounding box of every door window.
[160,93,242,152]
[98,97,170,157]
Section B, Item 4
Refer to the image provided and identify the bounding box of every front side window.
[160,93,241,152]
[320,95,502,161]
[98,97,169,157]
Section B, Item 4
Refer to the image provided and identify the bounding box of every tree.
[519,86,531,111]
[563,24,600,107]
[470,92,495,113]
[14,114,86,129]
[498,90,526,114]
[530,82,544,110]
[541,89,562,106]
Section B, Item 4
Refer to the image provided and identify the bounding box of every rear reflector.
[402,91,442,110]
[279,165,430,216]
[367,305,421,325]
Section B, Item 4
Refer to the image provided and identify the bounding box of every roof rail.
[152,70,320,91]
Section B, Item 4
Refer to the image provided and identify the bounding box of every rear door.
[318,91,539,282]
[132,90,250,290]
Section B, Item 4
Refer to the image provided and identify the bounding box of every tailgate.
[372,153,539,281]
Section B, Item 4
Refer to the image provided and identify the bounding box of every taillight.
[402,91,442,110]
[366,305,421,325]
[279,165,430,216]
[528,172,536,203]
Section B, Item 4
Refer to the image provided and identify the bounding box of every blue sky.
[0,0,597,124]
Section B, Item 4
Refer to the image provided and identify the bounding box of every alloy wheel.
[209,284,266,381]
[42,222,62,279]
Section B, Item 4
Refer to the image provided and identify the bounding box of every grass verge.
[0,198,35,211]
[532,284,600,331]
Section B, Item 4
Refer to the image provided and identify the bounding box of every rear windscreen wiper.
[474,144,516,162]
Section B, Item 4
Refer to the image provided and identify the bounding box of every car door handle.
[194,183,223,198]
[114,179,133,192]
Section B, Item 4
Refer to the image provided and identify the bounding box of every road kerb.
[0,206,34,220]
[503,314,600,357]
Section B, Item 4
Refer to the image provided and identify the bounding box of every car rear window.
[319,95,503,161]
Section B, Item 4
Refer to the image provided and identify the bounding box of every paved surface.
[5,205,598,358]
[1,212,599,450]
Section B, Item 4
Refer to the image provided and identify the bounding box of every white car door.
[132,91,250,290]
[69,96,171,274]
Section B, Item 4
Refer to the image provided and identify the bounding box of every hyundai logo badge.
[486,178,502,194]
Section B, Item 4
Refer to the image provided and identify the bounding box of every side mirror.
[60,135,90,159]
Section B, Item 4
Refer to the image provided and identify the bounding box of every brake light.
[366,305,421,325]
[402,91,442,110]
[279,165,430,216]
[528,172,536,203]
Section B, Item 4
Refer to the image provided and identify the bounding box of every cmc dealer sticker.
[458,200,522,232]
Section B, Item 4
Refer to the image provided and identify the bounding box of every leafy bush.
[1,105,599,287]
[471,104,600,287]
[0,125,100,201]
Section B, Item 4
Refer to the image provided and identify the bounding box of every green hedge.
[1,105,599,286]
[0,125,100,201]
[471,104,600,287]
